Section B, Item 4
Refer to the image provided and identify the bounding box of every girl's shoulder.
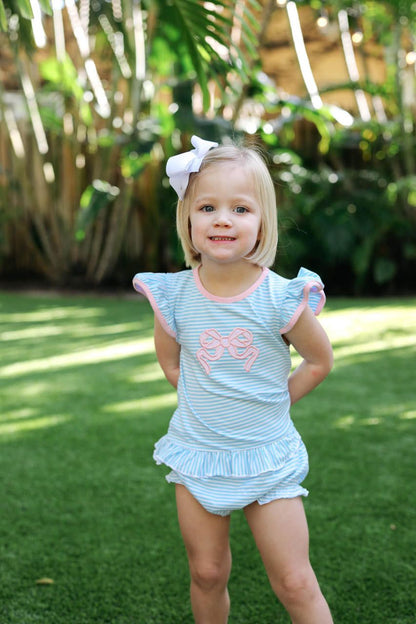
[268,267,323,291]
[132,269,192,295]
[132,269,194,337]
[268,267,326,332]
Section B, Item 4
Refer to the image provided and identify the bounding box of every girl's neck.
[198,261,263,297]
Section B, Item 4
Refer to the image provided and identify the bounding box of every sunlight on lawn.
[0,338,154,378]
[103,392,178,415]
[128,362,165,382]
[334,333,416,361]
[332,406,415,431]
[1,293,415,441]
[290,302,416,372]
[400,410,416,420]
[2,322,139,341]
[2,325,65,340]
[0,306,103,323]
[335,414,388,428]
[322,304,416,352]
[319,302,416,431]
[318,303,416,365]
[0,414,70,436]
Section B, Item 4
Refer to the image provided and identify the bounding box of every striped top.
[132,267,325,478]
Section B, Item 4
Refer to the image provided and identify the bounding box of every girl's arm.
[284,305,333,405]
[154,315,181,389]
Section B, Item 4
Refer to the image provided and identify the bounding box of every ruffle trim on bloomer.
[153,430,304,478]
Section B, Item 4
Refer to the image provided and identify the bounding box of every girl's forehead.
[186,160,259,205]
[194,162,254,188]
[202,160,250,175]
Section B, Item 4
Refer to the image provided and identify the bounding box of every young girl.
[133,135,334,623]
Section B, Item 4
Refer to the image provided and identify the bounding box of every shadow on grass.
[0,292,415,623]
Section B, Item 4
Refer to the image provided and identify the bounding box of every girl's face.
[188,162,262,268]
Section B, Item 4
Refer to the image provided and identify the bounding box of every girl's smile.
[189,163,262,268]
[210,236,235,241]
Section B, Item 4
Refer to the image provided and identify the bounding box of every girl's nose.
[214,209,232,226]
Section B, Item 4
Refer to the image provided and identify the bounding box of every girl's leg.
[244,497,333,624]
[175,484,232,624]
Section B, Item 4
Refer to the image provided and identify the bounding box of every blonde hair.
[176,144,278,268]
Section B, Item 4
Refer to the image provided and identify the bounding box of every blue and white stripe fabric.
[133,266,325,515]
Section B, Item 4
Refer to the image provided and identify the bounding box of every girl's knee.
[190,559,231,592]
[271,567,320,606]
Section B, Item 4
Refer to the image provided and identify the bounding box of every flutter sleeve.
[279,267,326,334]
[132,272,176,338]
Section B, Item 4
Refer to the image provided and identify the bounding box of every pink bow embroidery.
[197,328,259,374]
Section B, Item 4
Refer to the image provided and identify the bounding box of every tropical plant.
[0,0,260,284]
[1,0,415,293]
[253,0,416,293]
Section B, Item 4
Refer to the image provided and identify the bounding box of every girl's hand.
[154,315,181,388]
[284,306,333,405]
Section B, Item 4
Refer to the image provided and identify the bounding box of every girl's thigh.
[175,484,232,571]
[243,496,311,578]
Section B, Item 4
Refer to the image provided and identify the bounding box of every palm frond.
[159,0,260,109]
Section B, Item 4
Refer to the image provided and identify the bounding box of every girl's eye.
[201,205,215,212]
[235,206,248,214]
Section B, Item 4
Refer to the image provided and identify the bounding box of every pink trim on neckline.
[193,266,269,302]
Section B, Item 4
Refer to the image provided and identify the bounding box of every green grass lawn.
[0,290,415,623]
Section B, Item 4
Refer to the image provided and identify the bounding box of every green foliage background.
[0,0,415,294]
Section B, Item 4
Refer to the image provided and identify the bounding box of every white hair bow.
[166,135,219,200]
